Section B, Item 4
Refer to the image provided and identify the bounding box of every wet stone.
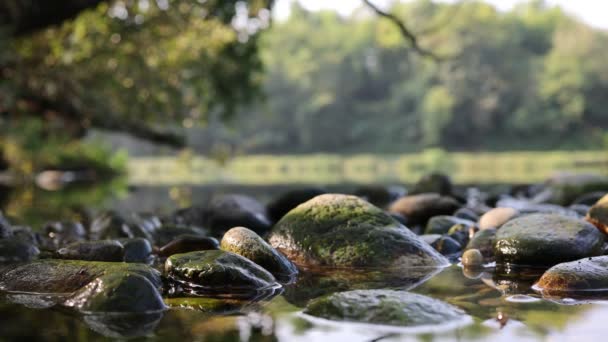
[0,259,161,294]
[64,273,165,313]
[478,207,519,230]
[90,211,132,241]
[425,215,475,235]
[205,194,272,237]
[412,173,453,196]
[41,221,87,250]
[158,234,219,257]
[429,236,462,256]
[164,250,279,298]
[389,193,460,226]
[586,194,608,234]
[220,226,297,282]
[56,240,124,262]
[466,228,496,259]
[118,238,153,263]
[304,289,467,327]
[269,194,448,269]
[534,256,608,295]
[494,214,605,267]
[462,249,484,267]
[353,185,406,209]
[0,238,40,263]
[454,208,480,222]
[153,224,207,248]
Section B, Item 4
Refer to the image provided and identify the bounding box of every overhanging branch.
[362,0,444,61]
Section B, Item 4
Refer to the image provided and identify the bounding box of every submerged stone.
[478,207,519,230]
[587,194,608,234]
[165,250,279,297]
[64,273,165,313]
[158,234,219,257]
[494,214,605,266]
[56,240,124,262]
[304,289,466,327]
[269,194,448,269]
[534,256,608,295]
[0,259,161,294]
[389,193,460,226]
[220,226,297,281]
[267,187,327,222]
[0,238,40,262]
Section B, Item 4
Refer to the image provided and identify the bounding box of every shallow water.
[2,183,608,341]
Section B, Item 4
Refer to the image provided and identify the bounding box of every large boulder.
[494,214,605,266]
[389,193,460,226]
[220,227,297,282]
[304,289,467,327]
[164,250,279,298]
[534,256,608,296]
[269,194,448,269]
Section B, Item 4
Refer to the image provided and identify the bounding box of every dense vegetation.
[193,0,608,154]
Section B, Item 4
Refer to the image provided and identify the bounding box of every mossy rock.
[269,194,448,269]
[494,214,605,267]
[64,273,165,313]
[534,256,608,296]
[55,240,124,262]
[478,207,519,230]
[165,250,279,298]
[304,289,466,327]
[587,194,608,234]
[0,238,40,263]
[220,227,297,282]
[425,216,474,235]
[0,259,161,294]
[389,193,460,226]
[267,187,327,222]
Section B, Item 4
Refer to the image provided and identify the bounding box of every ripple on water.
[505,294,541,303]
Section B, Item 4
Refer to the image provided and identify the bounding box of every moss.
[304,289,466,327]
[0,259,161,294]
[269,194,447,269]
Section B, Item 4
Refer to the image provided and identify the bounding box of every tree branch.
[362,0,444,61]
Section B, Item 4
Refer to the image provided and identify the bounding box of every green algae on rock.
[164,250,279,298]
[0,259,161,294]
[220,226,297,282]
[304,289,467,327]
[586,193,608,234]
[64,273,165,313]
[55,240,124,262]
[494,214,605,267]
[268,194,448,269]
[534,256,608,296]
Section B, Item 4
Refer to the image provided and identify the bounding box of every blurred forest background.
[1,0,607,181]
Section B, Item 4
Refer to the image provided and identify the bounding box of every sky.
[273,0,608,29]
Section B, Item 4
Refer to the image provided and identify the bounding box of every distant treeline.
[190,0,608,155]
